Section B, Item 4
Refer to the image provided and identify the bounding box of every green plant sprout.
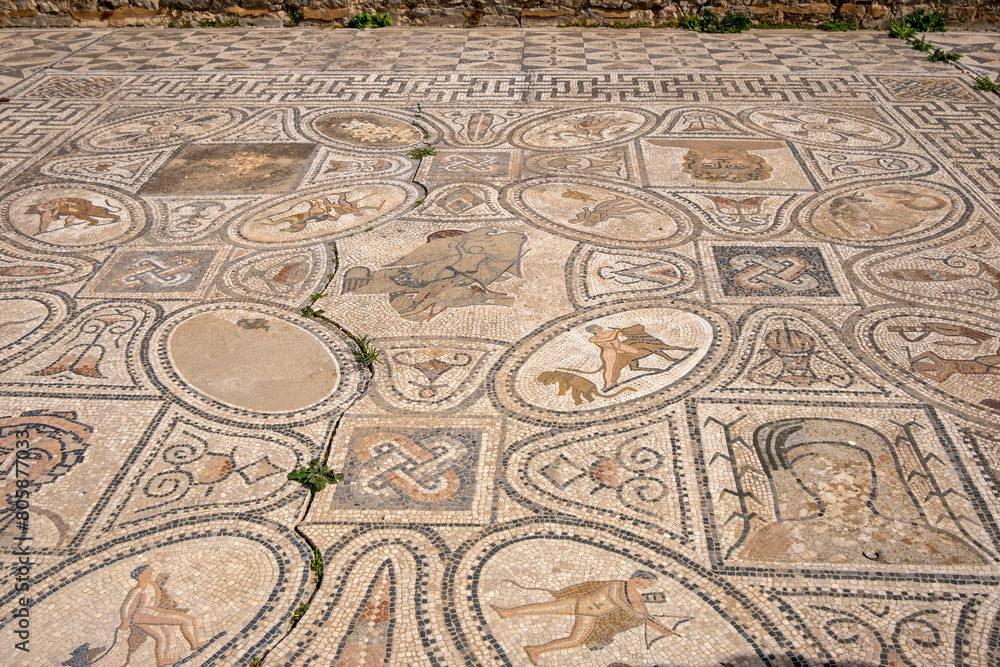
[348,11,391,29]
[679,10,752,34]
[287,459,343,493]
[819,18,859,31]
[926,48,961,62]
[285,5,303,25]
[353,334,383,366]
[408,145,436,160]
[888,21,917,40]
[903,9,947,32]
[973,76,1000,95]
[289,603,310,628]
[310,548,323,584]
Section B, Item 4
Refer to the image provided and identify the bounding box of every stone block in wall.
[589,0,629,9]
[781,2,835,17]
[520,6,575,23]
[302,5,346,19]
[653,4,681,21]
[2,11,77,24]
[747,4,783,19]
[107,6,156,23]
[595,8,631,19]
[408,6,465,26]
[238,11,284,23]
[478,9,519,26]
[226,3,269,15]
[161,0,212,11]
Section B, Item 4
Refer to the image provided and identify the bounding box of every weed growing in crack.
[974,76,1000,95]
[288,459,343,493]
[407,105,433,209]
[300,243,384,373]
[310,548,323,584]
[353,334,383,366]
[248,657,263,667]
[926,48,961,62]
[889,11,955,61]
[412,121,430,139]
[888,21,917,40]
[408,107,436,160]
[290,603,310,628]
[408,145,436,160]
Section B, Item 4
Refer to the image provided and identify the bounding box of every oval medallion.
[510,108,656,149]
[231,181,415,246]
[504,178,695,248]
[490,300,728,427]
[742,107,901,148]
[309,110,426,150]
[151,303,360,424]
[798,180,965,246]
[81,108,241,151]
[850,307,1000,426]
[1,184,145,250]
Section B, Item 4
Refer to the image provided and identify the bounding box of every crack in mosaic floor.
[1,26,1000,667]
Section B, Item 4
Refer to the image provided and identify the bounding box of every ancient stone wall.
[0,0,996,33]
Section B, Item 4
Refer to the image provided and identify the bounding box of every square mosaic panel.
[142,143,316,194]
[333,425,482,511]
[78,246,224,299]
[704,243,850,301]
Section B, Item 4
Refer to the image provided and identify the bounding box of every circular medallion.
[0,292,66,359]
[798,180,965,246]
[450,522,771,667]
[307,110,427,151]
[504,178,696,249]
[849,307,1000,426]
[1,184,145,250]
[10,526,303,667]
[489,299,729,428]
[81,107,241,151]
[229,181,415,246]
[151,303,361,424]
[510,108,656,149]
[741,108,901,148]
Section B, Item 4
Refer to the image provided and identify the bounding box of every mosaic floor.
[2,26,1000,667]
